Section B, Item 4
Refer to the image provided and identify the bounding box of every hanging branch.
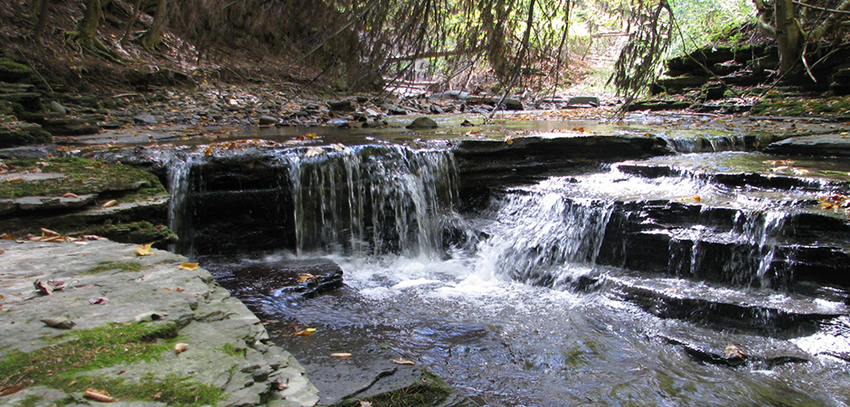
[484,0,535,124]
[610,0,674,111]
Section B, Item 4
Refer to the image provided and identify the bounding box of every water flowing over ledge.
[151,135,850,406]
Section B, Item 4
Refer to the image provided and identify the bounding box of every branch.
[386,48,483,61]
[484,0,535,124]
[793,0,850,14]
[808,0,850,39]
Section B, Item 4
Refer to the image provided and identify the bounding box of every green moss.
[334,384,453,407]
[82,221,177,245]
[751,95,850,116]
[333,371,458,407]
[0,322,221,406]
[0,157,167,199]
[219,343,247,357]
[17,394,43,407]
[0,126,52,148]
[0,58,32,82]
[84,261,144,275]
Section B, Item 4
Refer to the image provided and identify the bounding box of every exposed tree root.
[64,30,124,64]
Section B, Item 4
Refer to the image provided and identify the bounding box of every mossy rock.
[83,221,177,245]
[0,58,33,83]
[0,157,166,199]
[751,96,850,116]
[0,124,52,148]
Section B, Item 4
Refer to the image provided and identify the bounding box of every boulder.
[567,96,599,107]
[382,103,407,115]
[133,113,158,125]
[328,99,355,111]
[258,115,278,126]
[406,116,438,129]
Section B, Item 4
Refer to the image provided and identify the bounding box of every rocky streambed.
[3,107,850,406]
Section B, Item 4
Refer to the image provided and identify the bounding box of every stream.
[157,116,850,406]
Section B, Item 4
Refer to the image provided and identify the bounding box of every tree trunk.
[120,0,143,45]
[34,0,51,43]
[141,0,167,50]
[77,0,102,43]
[774,0,804,75]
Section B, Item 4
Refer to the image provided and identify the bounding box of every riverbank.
[0,238,319,406]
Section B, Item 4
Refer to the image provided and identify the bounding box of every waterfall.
[476,177,616,287]
[280,145,459,259]
[166,153,201,255]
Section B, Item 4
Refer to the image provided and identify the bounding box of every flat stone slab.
[765,133,850,157]
[0,240,319,407]
[0,172,67,182]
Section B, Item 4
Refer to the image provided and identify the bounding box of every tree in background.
[754,0,850,76]
[140,0,166,50]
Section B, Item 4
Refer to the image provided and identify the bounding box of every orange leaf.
[297,273,318,283]
[178,262,199,270]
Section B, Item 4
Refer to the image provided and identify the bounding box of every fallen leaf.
[136,242,154,256]
[174,343,189,354]
[40,228,61,238]
[331,352,353,358]
[305,147,324,158]
[102,199,118,208]
[83,388,116,402]
[41,317,75,329]
[360,401,373,407]
[293,327,317,336]
[0,249,4,255]
[0,386,25,397]
[724,344,746,360]
[178,262,199,270]
[393,358,415,365]
[692,196,701,202]
[297,273,318,283]
[62,192,79,198]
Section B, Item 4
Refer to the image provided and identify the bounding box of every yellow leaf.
[331,352,353,358]
[102,199,117,208]
[293,327,317,336]
[692,196,701,202]
[178,262,199,270]
[136,242,154,256]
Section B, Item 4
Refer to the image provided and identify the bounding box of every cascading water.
[166,153,201,255]
[475,179,616,287]
[278,145,459,259]
[190,145,850,406]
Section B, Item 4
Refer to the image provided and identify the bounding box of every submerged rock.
[209,258,344,300]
